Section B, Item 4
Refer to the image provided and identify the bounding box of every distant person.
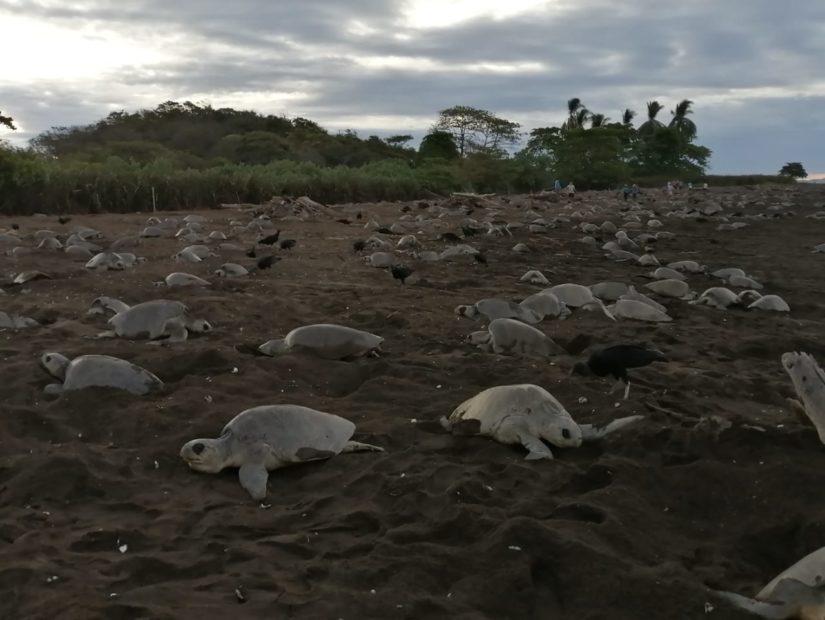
[687,182,693,190]
[554,179,561,192]
[566,182,576,198]
[631,183,640,197]
[666,181,673,196]
[622,184,631,201]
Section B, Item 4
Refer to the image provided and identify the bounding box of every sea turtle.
[747,294,790,312]
[589,281,629,302]
[713,546,825,619]
[214,262,249,277]
[648,267,686,281]
[781,351,825,444]
[520,270,550,285]
[456,298,542,324]
[39,352,163,397]
[519,292,571,320]
[607,299,672,322]
[637,252,660,267]
[179,405,384,500]
[98,299,211,341]
[711,267,746,279]
[467,318,566,358]
[728,273,764,289]
[85,252,125,271]
[12,271,51,284]
[87,296,131,316]
[0,311,38,329]
[644,279,691,299]
[667,260,705,273]
[692,286,740,309]
[620,286,667,313]
[258,324,383,360]
[160,272,211,287]
[440,384,643,459]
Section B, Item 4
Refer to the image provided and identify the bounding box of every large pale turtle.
[456,298,542,324]
[644,279,692,299]
[589,281,629,302]
[746,294,791,312]
[519,292,570,320]
[619,286,667,313]
[782,351,825,444]
[713,546,825,618]
[258,324,383,359]
[179,405,384,500]
[39,352,163,396]
[98,299,211,342]
[440,384,643,459]
[692,287,740,309]
[467,318,566,358]
[607,299,672,322]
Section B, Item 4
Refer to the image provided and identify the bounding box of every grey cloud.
[1,0,823,174]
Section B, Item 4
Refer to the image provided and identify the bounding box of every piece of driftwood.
[781,351,825,444]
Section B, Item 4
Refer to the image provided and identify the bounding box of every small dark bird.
[474,253,488,265]
[400,205,411,213]
[356,211,363,220]
[280,239,296,250]
[390,264,413,284]
[258,230,281,245]
[353,240,366,252]
[245,248,256,258]
[375,226,394,235]
[336,218,351,225]
[461,225,479,237]
[256,255,279,270]
[571,345,667,400]
[11,223,19,230]
[58,216,71,225]
[440,232,462,243]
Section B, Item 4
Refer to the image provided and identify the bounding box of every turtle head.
[186,318,212,333]
[540,414,583,448]
[455,304,477,318]
[40,352,70,380]
[180,438,226,473]
[258,338,288,356]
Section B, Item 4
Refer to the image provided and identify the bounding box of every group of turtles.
[4,188,825,618]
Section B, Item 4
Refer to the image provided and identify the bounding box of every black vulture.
[572,345,667,399]
[258,230,281,245]
[390,264,413,284]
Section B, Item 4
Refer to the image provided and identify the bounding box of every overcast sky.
[2,0,824,177]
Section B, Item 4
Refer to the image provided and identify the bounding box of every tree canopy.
[779,162,807,178]
[0,110,15,131]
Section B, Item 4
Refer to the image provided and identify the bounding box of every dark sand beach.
[2,185,825,619]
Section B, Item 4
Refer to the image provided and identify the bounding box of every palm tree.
[669,99,697,140]
[590,113,609,128]
[638,101,665,135]
[563,98,588,131]
[621,108,636,127]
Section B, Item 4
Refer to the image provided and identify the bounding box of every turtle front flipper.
[711,589,791,619]
[342,440,384,453]
[517,431,554,460]
[238,463,269,500]
[580,415,644,442]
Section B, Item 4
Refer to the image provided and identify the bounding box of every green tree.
[418,131,460,160]
[590,113,609,128]
[779,162,807,178]
[0,110,16,130]
[669,99,697,140]
[385,134,414,148]
[434,106,520,156]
